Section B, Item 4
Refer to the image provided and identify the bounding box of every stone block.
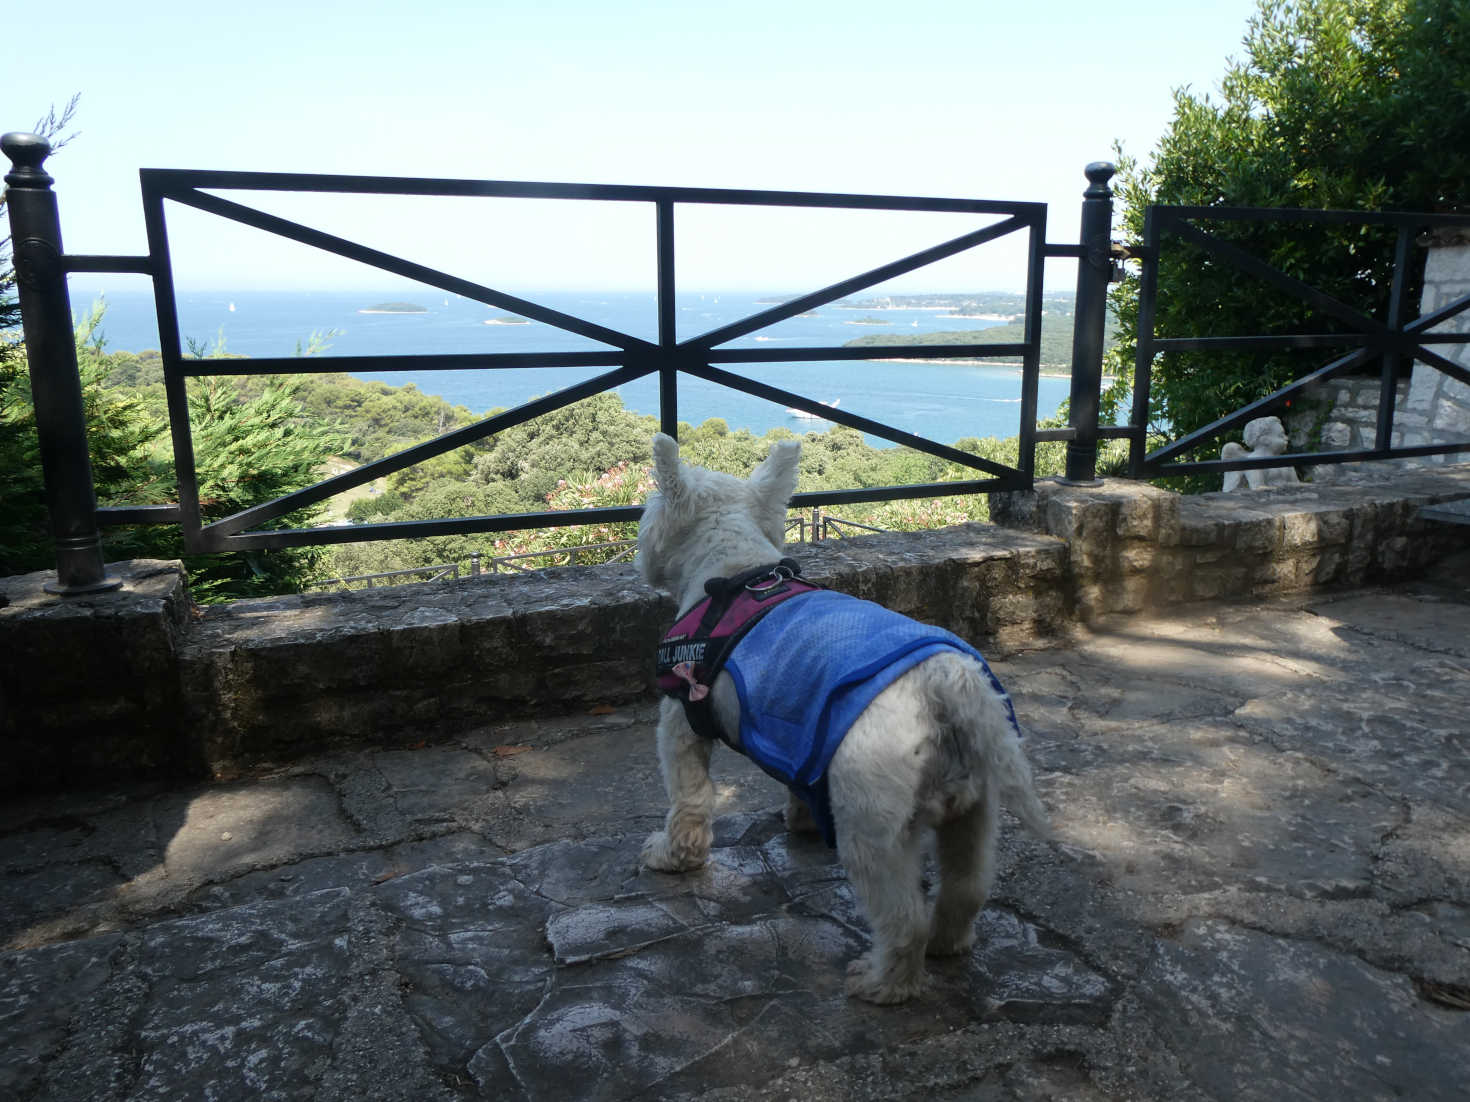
[1119,543,1157,575]
[1315,509,1352,546]
[1234,517,1284,554]
[1160,572,1192,604]
[1378,535,1412,575]
[1406,372,1440,413]
[986,592,1040,627]
[1313,546,1347,585]
[1153,503,1182,547]
[1281,512,1321,549]
[1114,495,1157,541]
[1043,497,1082,542]
[1189,570,1229,601]
[1176,520,1220,547]
[1108,575,1153,614]
[1250,555,1307,592]
[0,561,193,792]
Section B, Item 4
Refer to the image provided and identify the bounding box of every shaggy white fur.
[637,433,1052,1005]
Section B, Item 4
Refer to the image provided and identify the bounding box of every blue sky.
[9,0,1263,293]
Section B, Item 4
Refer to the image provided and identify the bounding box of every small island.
[359,302,428,314]
[484,314,531,326]
[844,316,891,326]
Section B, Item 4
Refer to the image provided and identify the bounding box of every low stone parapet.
[988,464,1470,619]
[2,465,1467,791]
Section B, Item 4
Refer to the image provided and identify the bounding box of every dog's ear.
[752,440,799,523]
[651,433,684,504]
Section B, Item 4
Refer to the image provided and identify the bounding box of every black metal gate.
[1125,205,1470,480]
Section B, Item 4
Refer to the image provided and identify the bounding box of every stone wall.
[989,466,1469,619]
[2,465,1467,793]
[1411,234,1470,455]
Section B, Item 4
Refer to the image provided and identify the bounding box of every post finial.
[1083,161,1116,199]
[3,132,55,188]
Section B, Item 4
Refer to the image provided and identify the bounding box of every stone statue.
[1220,416,1301,491]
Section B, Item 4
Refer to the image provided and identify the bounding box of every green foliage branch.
[1106,0,1470,488]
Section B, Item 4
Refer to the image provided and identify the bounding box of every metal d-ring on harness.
[654,557,822,741]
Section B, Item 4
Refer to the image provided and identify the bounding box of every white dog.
[637,433,1051,1004]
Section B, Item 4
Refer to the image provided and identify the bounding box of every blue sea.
[71,287,1070,447]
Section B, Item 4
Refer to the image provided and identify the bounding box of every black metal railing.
[12,124,1470,600]
[5,131,1125,594]
[1123,205,1470,480]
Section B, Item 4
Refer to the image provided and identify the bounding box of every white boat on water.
[786,398,840,420]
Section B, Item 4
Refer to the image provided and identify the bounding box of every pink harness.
[655,558,821,740]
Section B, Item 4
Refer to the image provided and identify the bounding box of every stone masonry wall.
[988,465,1470,619]
[1411,236,1470,456]
[2,465,1467,793]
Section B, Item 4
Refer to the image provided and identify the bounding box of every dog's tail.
[927,653,1053,839]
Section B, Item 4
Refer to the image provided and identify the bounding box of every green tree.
[1107,0,1470,474]
[1,301,163,575]
[5,297,345,599]
[470,391,658,505]
[168,377,345,601]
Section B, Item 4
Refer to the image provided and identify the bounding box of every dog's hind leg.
[927,778,998,956]
[784,790,821,835]
[642,699,716,872]
[840,822,930,1004]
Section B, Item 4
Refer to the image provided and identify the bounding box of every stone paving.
[2,557,1468,1100]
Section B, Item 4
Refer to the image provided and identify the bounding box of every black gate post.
[3,132,120,593]
[1061,161,1115,485]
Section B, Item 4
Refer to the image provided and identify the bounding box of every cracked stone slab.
[502,834,651,907]
[376,863,561,1078]
[0,933,124,1097]
[370,747,510,827]
[386,835,1111,1099]
[499,915,861,1101]
[964,909,1114,1024]
[1,860,127,948]
[184,831,509,914]
[1139,918,1470,1102]
[490,726,777,851]
[1373,804,1470,908]
[5,890,357,1101]
[156,775,361,882]
[1234,679,1470,809]
[1311,592,1470,658]
[1039,720,1403,899]
[500,904,1111,1102]
[125,889,355,1098]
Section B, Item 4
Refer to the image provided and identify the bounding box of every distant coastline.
[359,301,427,315]
[874,356,1110,381]
[72,287,1079,446]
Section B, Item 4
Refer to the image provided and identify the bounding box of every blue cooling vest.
[719,590,1019,848]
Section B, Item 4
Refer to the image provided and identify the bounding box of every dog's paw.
[641,830,708,873]
[925,928,977,958]
[783,794,821,836]
[845,953,925,1005]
